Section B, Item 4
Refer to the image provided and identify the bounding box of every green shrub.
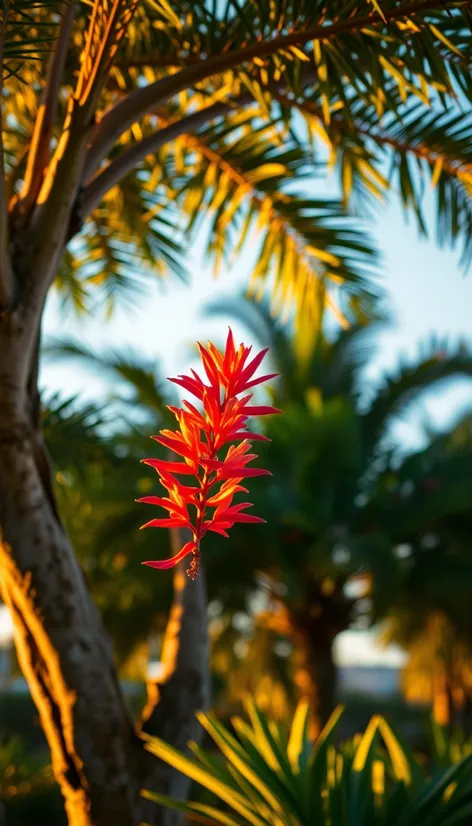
[143,700,472,826]
[0,738,66,826]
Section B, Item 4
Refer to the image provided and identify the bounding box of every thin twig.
[85,0,459,176]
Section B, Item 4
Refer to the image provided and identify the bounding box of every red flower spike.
[138,328,281,579]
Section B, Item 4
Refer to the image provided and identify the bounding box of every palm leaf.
[362,341,472,459]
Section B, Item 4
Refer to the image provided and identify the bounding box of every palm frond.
[59,177,186,315]
[205,292,385,405]
[44,338,173,420]
[160,111,379,331]
[41,390,113,482]
[1,2,67,74]
[362,340,472,459]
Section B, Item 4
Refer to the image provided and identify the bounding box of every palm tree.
[206,295,472,731]
[1,2,472,822]
[373,414,472,730]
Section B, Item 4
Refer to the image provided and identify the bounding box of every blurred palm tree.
[374,414,472,729]
[205,295,472,731]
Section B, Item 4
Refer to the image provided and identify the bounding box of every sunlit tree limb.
[87,0,462,174]
[16,2,76,222]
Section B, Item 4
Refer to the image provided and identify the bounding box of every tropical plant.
[2,2,472,823]
[144,699,472,826]
[372,414,472,730]
[137,328,281,577]
[205,295,472,731]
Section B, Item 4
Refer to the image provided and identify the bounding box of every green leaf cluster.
[143,699,472,826]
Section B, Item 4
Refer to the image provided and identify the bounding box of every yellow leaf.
[342,156,352,203]
[305,246,340,267]
[305,115,332,148]
[245,164,287,184]
[306,386,322,414]
[372,759,385,796]
[431,156,443,187]
[378,718,412,785]
[287,700,311,772]
[321,94,331,126]
[289,45,310,62]
[352,716,382,772]
[147,0,183,29]
[368,0,386,22]
[429,23,463,57]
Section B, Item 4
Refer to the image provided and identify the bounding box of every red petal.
[142,541,196,569]
[153,435,196,462]
[243,373,279,390]
[200,458,224,470]
[198,343,221,387]
[205,524,230,537]
[240,348,269,382]
[169,375,204,400]
[142,458,195,475]
[136,496,173,507]
[223,328,236,372]
[241,405,282,416]
[140,517,190,529]
[206,485,246,506]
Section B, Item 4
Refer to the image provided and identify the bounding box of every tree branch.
[21,1,141,307]
[0,0,14,311]
[113,55,184,71]
[16,3,76,220]
[85,0,456,177]
[273,90,472,181]
[80,95,254,219]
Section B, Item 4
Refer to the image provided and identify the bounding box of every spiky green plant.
[143,700,472,826]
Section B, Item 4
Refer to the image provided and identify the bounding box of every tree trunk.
[293,624,337,736]
[0,314,148,825]
[289,578,351,736]
[0,313,209,824]
[140,546,210,826]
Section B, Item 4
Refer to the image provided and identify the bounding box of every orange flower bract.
[138,328,281,579]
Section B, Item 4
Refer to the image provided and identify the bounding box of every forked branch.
[80,95,254,218]
[85,0,458,175]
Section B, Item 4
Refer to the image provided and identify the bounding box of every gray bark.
[0,311,146,825]
[140,535,210,826]
[0,294,209,825]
